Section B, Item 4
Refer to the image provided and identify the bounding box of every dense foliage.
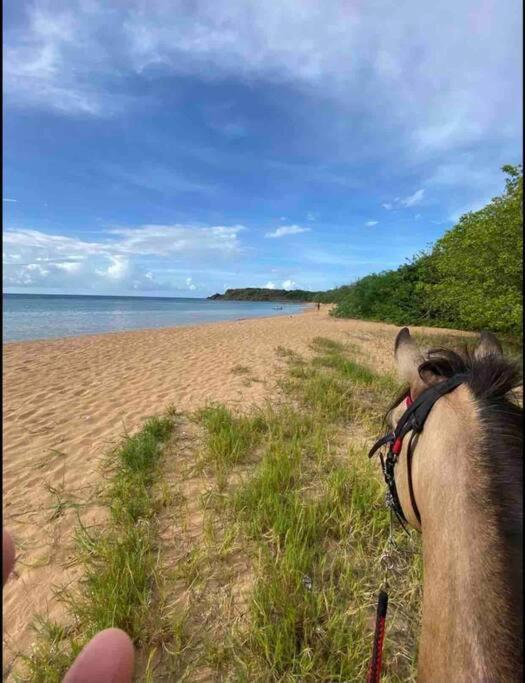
[313,285,355,304]
[333,165,523,337]
[330,255,437,326]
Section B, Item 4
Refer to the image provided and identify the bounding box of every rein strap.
[367,590,389,683]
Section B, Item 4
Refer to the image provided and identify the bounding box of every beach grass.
[171,338,421,681]
[18,416,175,682]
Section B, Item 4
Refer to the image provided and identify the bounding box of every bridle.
[368,373,467,527]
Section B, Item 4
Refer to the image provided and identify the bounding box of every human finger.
[3,529,16,585]
[63,628,134,683]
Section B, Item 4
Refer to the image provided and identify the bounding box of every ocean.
[3,293,306,343]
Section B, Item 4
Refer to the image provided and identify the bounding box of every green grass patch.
[312,353,377,385]
[278,338,401,432]
[211,339,420,680]
[196,404,267,473]
[310,336,346,354]
[19,416,174,682]
[231,434,412,680]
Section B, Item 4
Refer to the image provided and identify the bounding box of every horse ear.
[474,331,503,359]
[394,327,426,392]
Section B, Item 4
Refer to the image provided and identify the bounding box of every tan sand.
[2,307,470,673]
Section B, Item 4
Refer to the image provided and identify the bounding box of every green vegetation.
[19,416,174,682]
[194,338,420,681]
[332,165,523,337]
[196,404,266,480]
[426,165,522,335]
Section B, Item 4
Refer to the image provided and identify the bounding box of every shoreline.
[2,304,314,346]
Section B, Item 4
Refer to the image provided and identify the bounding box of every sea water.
[3,293,305,342]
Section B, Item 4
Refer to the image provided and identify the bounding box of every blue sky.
[3,0,522,297]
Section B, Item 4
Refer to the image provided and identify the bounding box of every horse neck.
[414,390,522,682]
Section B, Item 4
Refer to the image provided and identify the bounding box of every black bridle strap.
[406,430,420,525]
[369,373,468,525]
[394,374,468,441]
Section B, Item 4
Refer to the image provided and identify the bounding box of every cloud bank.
[4,0,521,162]
[3,224,244,292]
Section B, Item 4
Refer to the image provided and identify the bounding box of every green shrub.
[333,165,522,337]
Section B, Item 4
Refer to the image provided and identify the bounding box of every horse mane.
[418,346,522,403]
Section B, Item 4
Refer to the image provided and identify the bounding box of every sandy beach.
[2,308,470,672]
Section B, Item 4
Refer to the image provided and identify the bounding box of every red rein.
[367,590,389,683]
[366,393,412,681]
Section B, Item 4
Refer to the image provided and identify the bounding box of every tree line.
[320,165,522,338]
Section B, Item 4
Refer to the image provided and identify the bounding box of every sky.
[3,0,522,297]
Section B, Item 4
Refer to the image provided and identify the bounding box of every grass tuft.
[196,404,267,474]
[19,416,174,681]
[210,338,420,680]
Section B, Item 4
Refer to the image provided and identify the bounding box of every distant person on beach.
[3,529,134,682]
[317,302,320,311]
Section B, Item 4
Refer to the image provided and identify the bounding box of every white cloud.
[55,261,82,273]
[400,189,425,207]
[282,279,297,290]
[7,222,241,265]
[425,159,503,190]
[109,224,244,256]
[381,189,425,210]
[265,224,310,239]
[300,248,399,268]
[2,223,245,291]
[413,118,483,154]
[306,212,317,222]
[448,194,495,224]
[26,263,49,276]
[96,255,130,281]
[3,198,17,203]
[366,220,378,226]
[3,6,110,115]
[264,281,276,289]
